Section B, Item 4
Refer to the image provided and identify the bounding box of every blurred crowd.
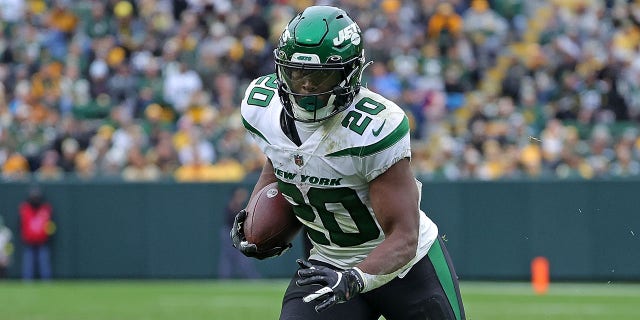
[1,0,640,182]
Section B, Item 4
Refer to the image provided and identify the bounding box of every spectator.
[177,126,216,166]
[107,63,139,106]
[463,0,509,71]
[586,125,615,178]
[173,145,215,182]
[147,130,180,177]
[368,62,402,102]
[121,147,161,181]
[43,0,78,60]
[610,141,640,177]
[83,1,114,39]
[35,150,64,181]
[427,2,464,54]
[73,151,97,180]
[2,152,30,181]
[556,148,593,180]
[137,58,164,105]
[217,186,260,279]
[238,1,270,41]
[0,0,26,28]
[163,61,202,113]
[477,139,505,180]
[58,138,80,173]
[0,214,13,279]
[59,64,91,117]
[19,186,55,281]
[520,142,553,179]
[540,118,566,169]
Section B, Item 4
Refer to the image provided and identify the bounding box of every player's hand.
[230,210,291,260]
[296,259,364,312]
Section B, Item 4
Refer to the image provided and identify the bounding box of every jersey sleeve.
[240,74,280,149]
[359,111,412,182]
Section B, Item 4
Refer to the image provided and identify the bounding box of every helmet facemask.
[276,55,361,122]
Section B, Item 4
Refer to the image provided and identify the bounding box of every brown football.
[244,182,301,252]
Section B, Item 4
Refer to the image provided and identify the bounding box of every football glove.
[230,209,291,260]
[296,259,365,313]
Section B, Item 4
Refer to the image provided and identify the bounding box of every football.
[244,182,301,253]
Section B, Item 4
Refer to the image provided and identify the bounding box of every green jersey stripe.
[326,116,409,157]
[242,117,270,144]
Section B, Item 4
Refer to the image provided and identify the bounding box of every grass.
[462,282,640,320]
[0,280,638,319]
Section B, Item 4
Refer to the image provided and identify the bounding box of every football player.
[231,5,466,320]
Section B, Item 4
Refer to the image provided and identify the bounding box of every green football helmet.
[275,6,365,122]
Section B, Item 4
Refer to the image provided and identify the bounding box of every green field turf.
[0,280,638,320]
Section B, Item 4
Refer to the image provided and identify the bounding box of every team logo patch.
[293,154,304,167]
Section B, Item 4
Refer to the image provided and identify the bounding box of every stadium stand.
[1,0,639,182]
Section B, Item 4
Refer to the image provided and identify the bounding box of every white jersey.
[241,74,438,270]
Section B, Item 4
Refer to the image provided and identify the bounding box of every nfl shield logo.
[293,154,304,167]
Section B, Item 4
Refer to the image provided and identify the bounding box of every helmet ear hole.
[328,55,342,63]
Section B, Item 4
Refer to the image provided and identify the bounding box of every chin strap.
[280,109,302,146]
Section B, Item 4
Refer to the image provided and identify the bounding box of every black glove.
[295,259,365,312]
[230,210,291,260]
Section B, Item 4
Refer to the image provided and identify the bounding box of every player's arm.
[357,157,419,276]
[249,159,278,199]
[296,158,419,312]
[230,158,290,259]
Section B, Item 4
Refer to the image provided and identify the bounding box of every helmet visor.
[279,66,342,96]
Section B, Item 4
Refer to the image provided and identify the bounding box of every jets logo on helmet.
[280,29,292,46]
[274,6,367,123]
[333,23,361,46]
